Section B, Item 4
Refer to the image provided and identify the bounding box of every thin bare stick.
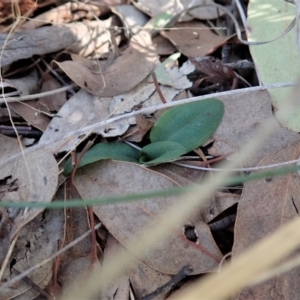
[152,72,167,104]
[173,157,300,172]
[234,0,248,35]
[142,265,193,300]
[13,268,54,300]
[0,84,76,104]
[70,139,95,185]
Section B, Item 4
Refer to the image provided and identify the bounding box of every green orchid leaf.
[139,141,187,165]
[150,98,224,151]
[64,142,140,176]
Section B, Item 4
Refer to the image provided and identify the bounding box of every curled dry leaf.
[208,90,300,167]
[55,30,159,96]
[0,134,58,240]
[189,56,236,84]
[111,4,149,36]
[232,140,300,298]
[162,21,228,58]
[74,160,223,275]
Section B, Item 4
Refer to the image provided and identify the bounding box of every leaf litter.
[232,140,300,299]
[0,0,300,299]
[74,160,223,274]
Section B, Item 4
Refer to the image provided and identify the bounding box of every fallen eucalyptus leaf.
[75,160,223,275]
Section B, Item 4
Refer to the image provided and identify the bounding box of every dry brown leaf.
[57,205,100,295]
[0,107,20,122]
[1,68,39,95]
[66,17,122,57]
[103,234,172,300]
[180,0,221,20]
[208,90,300,167]
[128,256,172,300]
[38,74,67,113]
[55,30,158,96]
[75,160,223,275]
[122,106,167,142]
[0,0,37,22]
[38,89,131,153]
[152,163,204,185]
[111,4,149,35]
[109,80,182,115]
[20,2,109,30]
[166,276,200,299]
[54,52,107,71]
[124,114,155,142]
[58,256,95,296]
[1,208,64,299]
[1,69,50,131]
[8,101,50,132]
[0,134,20,161]
[189,56,236,84]
[152,34,177,56]
[153,164,239,223]
[161,21,228,57]
[108,80,156,114]
[100,234,131,299]
[0,134,58,240]
[232,140,300,299]
[201,192,240,224]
